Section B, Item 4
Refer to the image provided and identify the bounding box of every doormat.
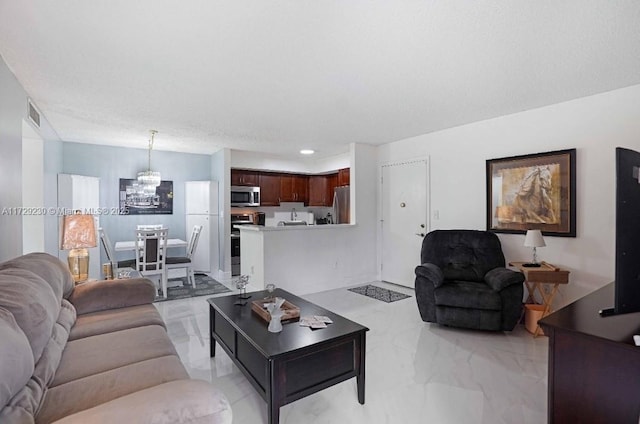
[347,284,411,303]
[154,274,231,302]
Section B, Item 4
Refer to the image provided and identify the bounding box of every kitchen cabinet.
[231,167,348,207]
[338,168,350,186]
[327,173,339,204]
[259,173,281,206]
[308,176,328,206]
[308,175,338,206]
[231,169,259,186]
[280,174,308,204]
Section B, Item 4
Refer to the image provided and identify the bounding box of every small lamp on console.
[523,229,545,268]
[61,213,97,283]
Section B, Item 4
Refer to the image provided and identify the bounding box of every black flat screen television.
[600,147,640,317]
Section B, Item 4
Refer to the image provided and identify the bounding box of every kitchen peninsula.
[238,224,367,295]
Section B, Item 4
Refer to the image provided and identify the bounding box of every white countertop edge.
[237,223,355,232]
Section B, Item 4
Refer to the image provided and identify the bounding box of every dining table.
[114,238,188,252]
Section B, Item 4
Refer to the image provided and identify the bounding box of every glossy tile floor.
[154,281,548,424]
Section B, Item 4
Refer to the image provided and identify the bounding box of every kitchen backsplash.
[231,202,332,226]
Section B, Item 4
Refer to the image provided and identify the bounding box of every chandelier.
[137,130,161,194]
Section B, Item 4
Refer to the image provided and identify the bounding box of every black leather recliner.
[414,230,524,331]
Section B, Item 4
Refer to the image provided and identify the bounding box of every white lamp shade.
[524,230,546,248]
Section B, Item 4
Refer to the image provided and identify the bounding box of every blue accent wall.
[62,141,213,264]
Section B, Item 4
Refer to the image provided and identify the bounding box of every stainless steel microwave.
[231,186,260,207]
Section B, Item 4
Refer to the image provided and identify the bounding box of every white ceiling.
[1,1,639,159]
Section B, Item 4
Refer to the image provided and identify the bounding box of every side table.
[509,261,570,337]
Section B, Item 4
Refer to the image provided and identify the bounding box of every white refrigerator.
[185,181,220,275]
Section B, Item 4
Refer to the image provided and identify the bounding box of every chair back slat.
[135,228,168,272]
[186,225,203,260]
[99,227,116,264]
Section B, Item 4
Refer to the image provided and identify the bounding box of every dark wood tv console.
[539,282,640,423]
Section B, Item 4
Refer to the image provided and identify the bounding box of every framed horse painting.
[486,149,576,237]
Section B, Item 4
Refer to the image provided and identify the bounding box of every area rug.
[347,284,411,303]
[154,274,231,302]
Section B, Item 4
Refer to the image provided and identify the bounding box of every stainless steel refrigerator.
[332,186,350,224]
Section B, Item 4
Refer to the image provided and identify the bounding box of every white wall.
[0,54,60,262]
[21,120,45,253]
[260,226,377,295]
[0,56,26,260]
[231,149,350,174]
[378,84,640,308]
[211,148,231,278]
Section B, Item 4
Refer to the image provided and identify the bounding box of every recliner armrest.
[415,263,445,288]
[484,267,525,292]
[69,278,156,315]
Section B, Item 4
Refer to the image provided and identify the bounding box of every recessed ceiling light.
[300,149,315,155]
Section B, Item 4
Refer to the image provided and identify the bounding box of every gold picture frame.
[486,149,576,237]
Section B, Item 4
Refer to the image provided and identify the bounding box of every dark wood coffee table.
[208,288,369,424]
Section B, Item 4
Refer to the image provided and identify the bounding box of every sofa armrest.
[484,267,525,292]
[51,380,232,424]
[68,278,156,315]
[415,263,445,288]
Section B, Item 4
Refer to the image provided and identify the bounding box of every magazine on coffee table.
[299,315,333,329]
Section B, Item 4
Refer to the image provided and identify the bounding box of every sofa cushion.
[435,305,502,330]
[50,380,232,424]
[0,308,34,409]
[435,280,502,310]
[0,252,74,300]
[52,325,178,387]
[0,268,58,362]
[69,304,165,341]
[0,300,76,424]
[31,299,76,389]
[36,355,189,424]
[68,278,156,315]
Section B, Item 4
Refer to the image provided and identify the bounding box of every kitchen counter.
[237,224,354,232]
[238,222,374,295]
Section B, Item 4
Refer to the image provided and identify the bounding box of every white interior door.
[381,159,429,288]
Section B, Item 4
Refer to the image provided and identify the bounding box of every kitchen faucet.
[291,208,297,221]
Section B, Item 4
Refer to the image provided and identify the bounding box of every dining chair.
[98,227,136,270]
[135,228,169,298]
[166,225,203,288]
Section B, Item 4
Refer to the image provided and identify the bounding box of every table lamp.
[523,229,545,268]
[61,213,97,283]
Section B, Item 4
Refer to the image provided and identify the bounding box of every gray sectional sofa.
[0,252,232,423]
